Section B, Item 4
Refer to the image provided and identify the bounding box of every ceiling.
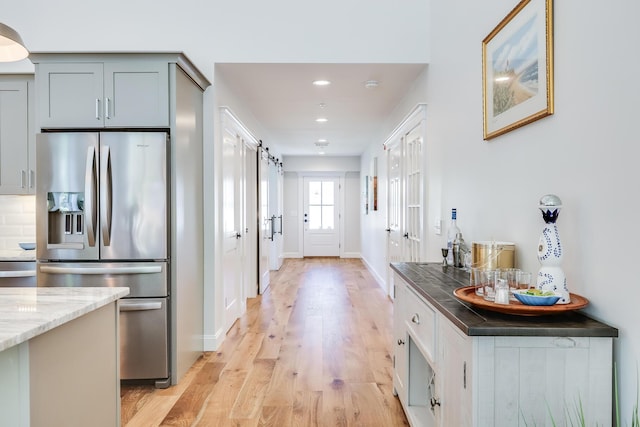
[216,63,427,157]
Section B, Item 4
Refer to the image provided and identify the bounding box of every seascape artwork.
[491,14,539,117]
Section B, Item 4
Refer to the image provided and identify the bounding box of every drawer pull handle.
[411,314,420,324]
[397,339,405,346]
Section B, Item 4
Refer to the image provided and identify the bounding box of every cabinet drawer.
[404,286,436,363]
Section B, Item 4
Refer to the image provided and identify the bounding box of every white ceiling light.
[0,22,29,62]
[312,79,331,86]
[315,117,328,123]
[364,80,379,89]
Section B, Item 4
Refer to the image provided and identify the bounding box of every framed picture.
[482,0,553,140]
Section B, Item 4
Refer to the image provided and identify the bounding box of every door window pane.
[309,181,322,205]
[322,206,334,229]
[307,180,336,230]
[322,182,334,205]
[308,206,322,230]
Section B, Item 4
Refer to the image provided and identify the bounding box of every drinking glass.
[481,270,498,301]
[516,271,533,290]
[471,267,483,296]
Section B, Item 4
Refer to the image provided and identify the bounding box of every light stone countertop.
[0,249,36,261]
[0,287,129,352]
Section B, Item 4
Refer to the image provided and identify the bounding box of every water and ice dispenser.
[46,192,85,246]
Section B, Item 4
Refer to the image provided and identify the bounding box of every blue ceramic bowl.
[513,290,561,306]
[19,242,36,250]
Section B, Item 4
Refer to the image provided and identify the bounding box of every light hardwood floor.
[121,257,409,426]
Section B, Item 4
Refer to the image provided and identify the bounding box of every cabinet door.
[104,62,169,127]
[37,63,104,128]
[438,318,472,426]
[0,80,30,194]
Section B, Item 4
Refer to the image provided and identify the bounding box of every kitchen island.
[391,262,618,426]
[0,287,129,427]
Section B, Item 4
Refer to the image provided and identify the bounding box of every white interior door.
[243,145,258,300]
[222,128,241,331]
[386,138,404,297]
[303,177,340,257]
[404,124,423,262]
[258,148,271,293]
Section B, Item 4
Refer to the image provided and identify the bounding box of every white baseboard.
[282,252,302,258]
[341,252,361,259]
[361,256,387,293]
[203,328,226,352]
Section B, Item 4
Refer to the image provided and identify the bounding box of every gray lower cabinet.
[392,264,617,427]
[0,75,34,194]
[34,58,169,128]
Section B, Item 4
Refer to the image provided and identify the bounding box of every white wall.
[423,0,639,420]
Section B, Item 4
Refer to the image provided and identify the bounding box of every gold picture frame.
[482,0,554,140]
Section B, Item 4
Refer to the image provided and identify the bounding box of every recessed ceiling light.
[318,151,325,155]
[364,80,379,89]
[312,80,331,86]
[318,102,327,108]
[315,117,328,123]
[317,138,327,143]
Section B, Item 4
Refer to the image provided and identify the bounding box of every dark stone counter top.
[390,262,618,338]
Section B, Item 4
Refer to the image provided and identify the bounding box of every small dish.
[19,242,36,250]
[512,289,561,306]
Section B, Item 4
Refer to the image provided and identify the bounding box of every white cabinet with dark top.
[34,57,169,128]
[0,75,35,194]
[391,263,618,427]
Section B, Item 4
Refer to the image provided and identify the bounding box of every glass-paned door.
[303,177,340,256]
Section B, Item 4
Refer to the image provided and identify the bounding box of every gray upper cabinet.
[35,60,169,128]
[0,75,35,194]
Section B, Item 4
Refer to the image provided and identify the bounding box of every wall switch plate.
[434,218,442,235]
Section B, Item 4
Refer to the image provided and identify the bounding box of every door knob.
[385,228,391,232]
[236,232,242,239]
[403,233,409,238]
[397,339,405,345]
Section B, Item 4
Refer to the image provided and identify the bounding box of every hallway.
[121,257,409,426]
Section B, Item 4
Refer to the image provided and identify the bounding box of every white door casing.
[303,176,340,257]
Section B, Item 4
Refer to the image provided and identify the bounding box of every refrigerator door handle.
[100,145,112,246]
[119,301,163,312]
[85,146,97,247]
[0,270,36,278]
[39,265,163,275]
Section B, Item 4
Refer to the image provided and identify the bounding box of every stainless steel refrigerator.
[36,131,171,388]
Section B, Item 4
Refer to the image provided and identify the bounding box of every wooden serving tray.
[453,286,589,316]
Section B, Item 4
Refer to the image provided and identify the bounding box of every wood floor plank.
[121,257,408,427]
[160,361,224,426]
[229,358,277,419]
[195,368,249,425]
[291,390,322,427]
[258,405,293,427]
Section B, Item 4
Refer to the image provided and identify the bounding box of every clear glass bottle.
[446,208,460,265]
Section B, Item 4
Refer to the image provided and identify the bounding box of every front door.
[303,177,340,257]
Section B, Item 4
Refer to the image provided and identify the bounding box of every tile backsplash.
[0,195,36,250]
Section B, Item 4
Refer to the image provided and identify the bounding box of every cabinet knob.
[411,314,420,324]
[397,339,405,346]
